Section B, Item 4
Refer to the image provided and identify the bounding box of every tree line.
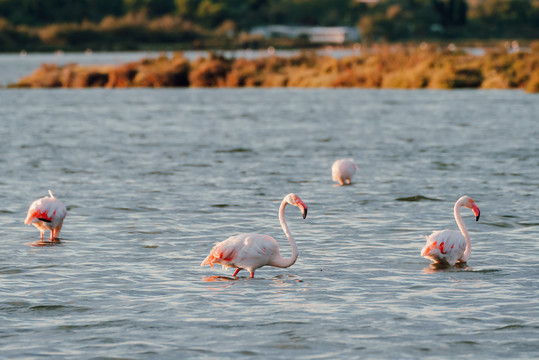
[0,0,537,51]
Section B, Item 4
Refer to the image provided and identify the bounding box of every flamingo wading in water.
[421,196,480,266]
[25,190,67,242]
[332,159,358,186]
[201,193,307,278]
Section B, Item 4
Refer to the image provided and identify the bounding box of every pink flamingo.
[421,196,481,266]
[201,193,307,278]
[332,158,358,186]
[24,190,67,242]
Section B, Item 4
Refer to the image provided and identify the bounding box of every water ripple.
[0,87,536,359]
[395,195,442,202]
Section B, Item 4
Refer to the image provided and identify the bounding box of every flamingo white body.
[201,193,307,278]
[24,190,67,242]
[421,196,480,266]
[332,159,358,186]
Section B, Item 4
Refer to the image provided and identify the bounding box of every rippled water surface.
[1,59,538,359]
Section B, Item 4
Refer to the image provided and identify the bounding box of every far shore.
[7,43,539,92]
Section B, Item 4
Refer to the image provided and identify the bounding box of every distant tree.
[7,0,87,24]
[0,0,537,43]
[196,0,226,27]
[123,0,147,12]
[475,0,532,24]
[124,0,176,16]
[0,0,125,24]
[468,0,536,36]
[147,0,176,16]
[263,0,352,26]
[86,0,125,22]
[358,0,438,41]
[431,0,467,27]
[174,0,270,29]
[175,0,200,19]
[223,0,268,29]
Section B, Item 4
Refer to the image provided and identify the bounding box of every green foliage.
[0,0,124,25]
[0,0,537,50]
[124,0,176,17]
[175,0,200,18]
[358,1,436,41]
[467,0,538,37]
[0,19,40,51]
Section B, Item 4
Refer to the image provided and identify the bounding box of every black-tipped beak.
[296,198,307,219]
[472,204,480,221]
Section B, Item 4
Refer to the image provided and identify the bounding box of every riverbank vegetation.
[9,43,539,92]
[0,0,538,52]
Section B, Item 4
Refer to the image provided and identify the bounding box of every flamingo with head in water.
[25,190,67,242]
[421,196,480,266]
[332,159,358,186]
[201,193,307,278]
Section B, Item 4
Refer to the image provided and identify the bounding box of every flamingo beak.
[472,204,480,221]
[297,200,308,219]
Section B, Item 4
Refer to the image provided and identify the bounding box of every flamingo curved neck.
[454,201,471,261]
[271,199,299,268]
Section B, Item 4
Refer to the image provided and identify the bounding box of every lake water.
[0,53,538,359]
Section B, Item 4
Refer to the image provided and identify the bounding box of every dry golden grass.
[9,44,539,92]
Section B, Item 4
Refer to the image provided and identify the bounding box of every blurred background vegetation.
[0,0,538,51]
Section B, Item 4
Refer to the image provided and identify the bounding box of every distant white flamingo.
[332,159,358,186]
[201,193,307,278]
[24,190,67,242]
[421,196,481,266]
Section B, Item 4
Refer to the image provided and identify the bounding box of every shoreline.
[7,43,539,92]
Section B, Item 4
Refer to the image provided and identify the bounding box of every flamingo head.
[460,196,480,221]
[286,193,308,219]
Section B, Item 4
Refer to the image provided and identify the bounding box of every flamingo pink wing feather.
[422,230,467,265]
[25,196,66,226]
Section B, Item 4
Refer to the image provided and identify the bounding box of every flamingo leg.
[50,228,60,241]
[54,223,63,240]
[250,272,254,278]
[233,268,241,277]
[40,231,44,242]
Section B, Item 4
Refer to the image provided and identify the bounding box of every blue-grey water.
[1,53,538,359]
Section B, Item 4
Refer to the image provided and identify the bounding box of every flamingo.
[332,159,358,186]
[421,196,481,266]
[24,190,67,242]
[201,193,307,278]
